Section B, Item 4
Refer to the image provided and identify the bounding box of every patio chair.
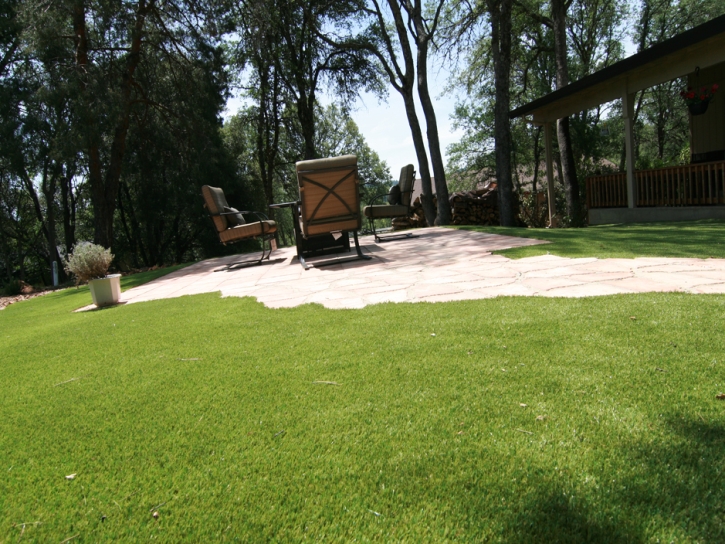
[363,164,416,242]
[295,154,372,270]
[201,185,277,270]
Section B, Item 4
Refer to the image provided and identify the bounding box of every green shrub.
[2,280,22,296]
[64,242,114,285]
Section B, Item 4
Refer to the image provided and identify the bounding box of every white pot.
[88,274,122,307]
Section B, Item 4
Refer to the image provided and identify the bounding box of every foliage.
[64,242,113,284]
[2,279,23,296]
[2,284,725,540]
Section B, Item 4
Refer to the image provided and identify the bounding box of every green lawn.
[454,219,725,259]
[2,262,725,541]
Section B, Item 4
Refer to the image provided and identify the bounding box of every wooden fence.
[586,161,725,208]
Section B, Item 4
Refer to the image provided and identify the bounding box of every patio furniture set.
[201,155,417,270]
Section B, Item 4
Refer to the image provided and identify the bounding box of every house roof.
[510,14,725,123]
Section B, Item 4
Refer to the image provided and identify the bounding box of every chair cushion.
[387,184,401,205]
[363,205,410,219]
[399,164,415,207]
[224,206,246,226]
[219,221,277,244]
[202,185,231,232]
[296,154,357,173]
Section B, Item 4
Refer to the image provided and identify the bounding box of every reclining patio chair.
[363,164,416,242]
[294,154,372,270]
[201,185,277,270]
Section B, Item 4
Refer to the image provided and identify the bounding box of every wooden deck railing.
[586,161,725,208]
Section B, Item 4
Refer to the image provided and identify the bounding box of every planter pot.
[688,100,710,115]
[88,274,121,307]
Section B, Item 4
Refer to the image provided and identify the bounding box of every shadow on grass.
[501,487,638,544]
[493,414,725,542]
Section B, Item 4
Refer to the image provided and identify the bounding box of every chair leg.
[369,216,379,243]
[296,231,311,270]
[353,231,372,260]
[374,231,415,243]
[215,234,275,272]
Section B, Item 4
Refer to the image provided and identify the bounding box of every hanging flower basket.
[688,100,710,115]
[680,83,718,116]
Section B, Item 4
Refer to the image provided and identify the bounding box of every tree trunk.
[415,39,451,225]
[406,0,451,225]
[401,87,437,226]
[40,165,67,282]
[551,0,582,226]
[74,0,152,250]
[60,174,76,255]
[298,93,317,160]
[371,0,435,226]
[489,0,515,226]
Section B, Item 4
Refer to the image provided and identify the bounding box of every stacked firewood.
[392,185,502,230]
[449,186,500,225]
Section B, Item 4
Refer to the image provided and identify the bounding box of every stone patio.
[116,227,725,310]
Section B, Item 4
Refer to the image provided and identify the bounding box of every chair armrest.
[366,191,393,206]
[269,201,299,210]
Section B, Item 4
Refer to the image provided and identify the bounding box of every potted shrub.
[65,242,121,307]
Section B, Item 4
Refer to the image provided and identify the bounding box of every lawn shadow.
[499,486,639,544]
[497,414,725,542]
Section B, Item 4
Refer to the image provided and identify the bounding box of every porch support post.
[543,121,558,226]
[622,91,637,208]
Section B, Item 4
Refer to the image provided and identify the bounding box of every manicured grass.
[2,281,725,541]
[454,219,725,259]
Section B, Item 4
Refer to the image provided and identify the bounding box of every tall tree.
[237,0,382,161]
[19,0,223,250]
[399,0,452,224]
[487,0,515,226]
[442,0,518,225]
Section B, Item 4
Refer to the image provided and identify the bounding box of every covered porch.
[510,15,725,225]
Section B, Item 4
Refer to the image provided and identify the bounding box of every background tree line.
[1,0,722,291]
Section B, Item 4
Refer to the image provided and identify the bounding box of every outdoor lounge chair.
[201,185,277,270]
[363,164,416,242]
[294,154,372,270]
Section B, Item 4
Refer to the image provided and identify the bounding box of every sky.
[223,66,464,181]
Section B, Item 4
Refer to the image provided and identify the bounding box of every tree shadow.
[488,414,725,542]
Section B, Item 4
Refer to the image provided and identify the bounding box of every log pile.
[392,184,503,230]
[449,186,500,225]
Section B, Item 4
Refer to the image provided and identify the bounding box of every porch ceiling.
[510,15,725,124]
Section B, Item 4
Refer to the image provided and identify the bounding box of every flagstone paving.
[116,227,725,310]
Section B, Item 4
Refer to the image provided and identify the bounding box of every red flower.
[700,94,706,100]
[687,92,695,99]
[713,84,720,92]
